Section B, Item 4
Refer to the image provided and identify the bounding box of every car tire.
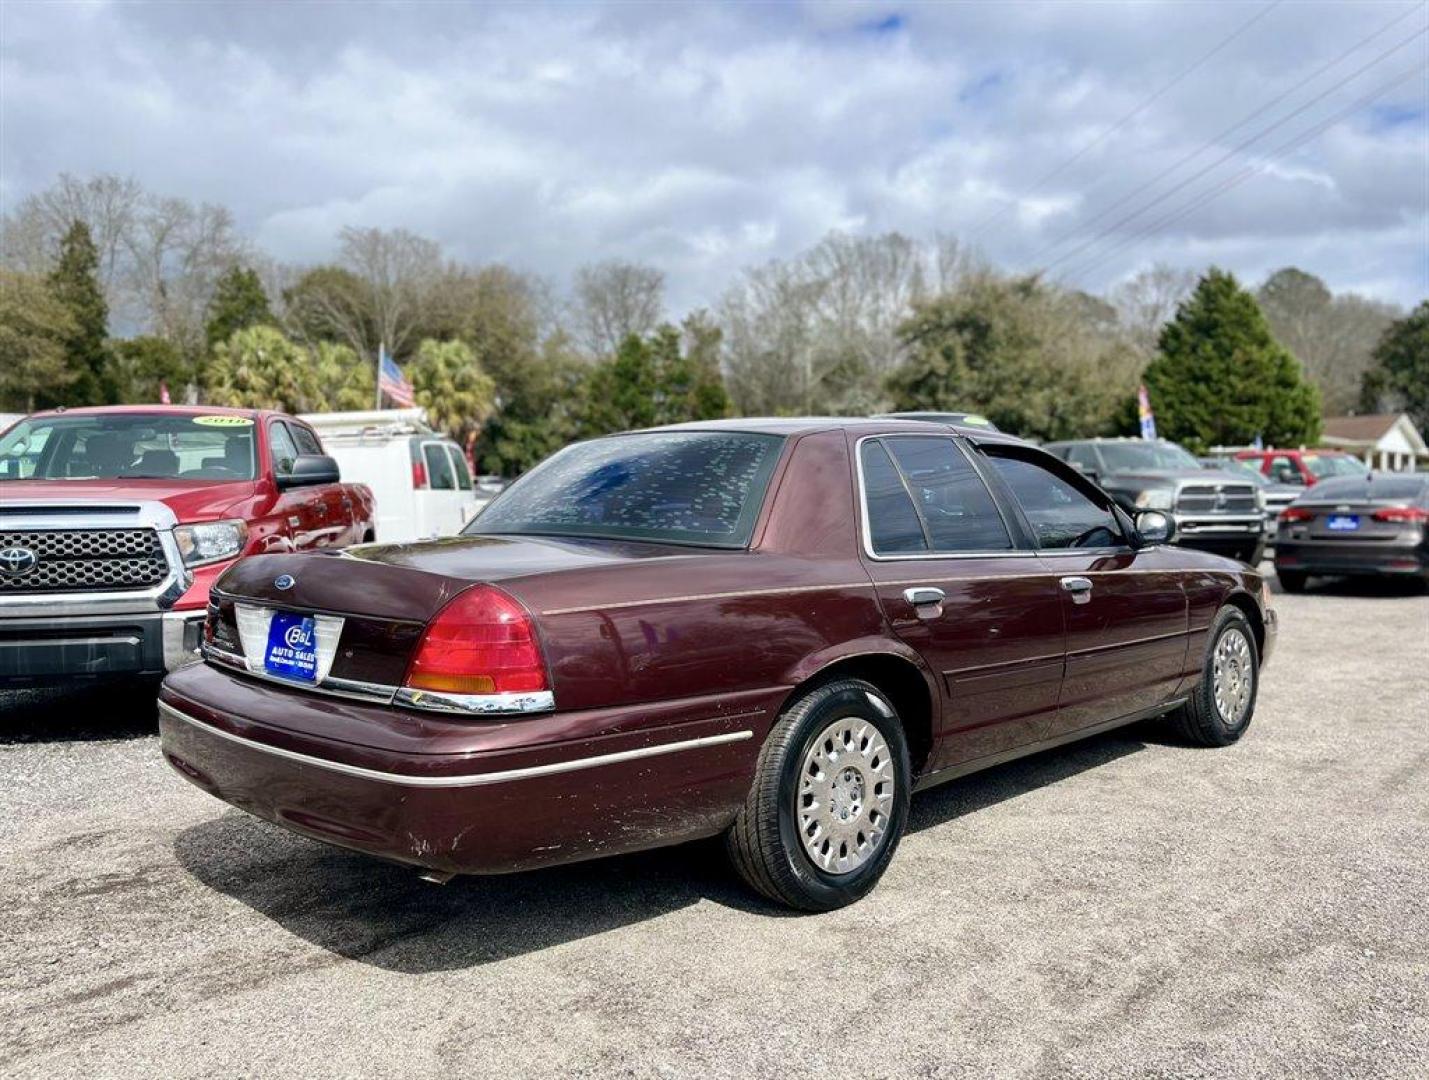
[725,678,911,912]
[1276,569,1307,593]
[1168,606,1260,748]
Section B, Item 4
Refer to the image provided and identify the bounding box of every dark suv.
[1045,438,1265,564]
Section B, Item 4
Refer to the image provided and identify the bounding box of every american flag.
[378,345,415,407]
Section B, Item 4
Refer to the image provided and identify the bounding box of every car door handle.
[1061,576,1093,604]
[902,587,945,621]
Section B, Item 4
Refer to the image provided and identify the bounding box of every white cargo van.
[300,409,489,543]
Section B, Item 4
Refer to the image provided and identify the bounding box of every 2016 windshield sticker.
[193,416,254,427]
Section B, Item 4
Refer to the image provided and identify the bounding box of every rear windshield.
[0,413,257,481]
[1309,475,1427,502]
[468,431,785,548]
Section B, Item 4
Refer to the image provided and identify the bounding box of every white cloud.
[2,0,1425,310]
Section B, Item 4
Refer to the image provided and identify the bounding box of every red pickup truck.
[0,405,375,685]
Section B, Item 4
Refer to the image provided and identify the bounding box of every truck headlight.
[174,520,249,567]
[1134,488,1174,510]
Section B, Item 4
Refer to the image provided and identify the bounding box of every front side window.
[450,448,473,490]
[424,444,456,490]
[268,422,299,477]
[1066,444,1101,471]
[987,453,1124,550]
[0,413,257,481]
[469,431,784,548]
[290,424,323,457]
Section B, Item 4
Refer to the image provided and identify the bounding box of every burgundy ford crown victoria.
[159,418,1276,910]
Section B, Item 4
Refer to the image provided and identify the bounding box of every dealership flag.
[377,344,415,407]
[1137,384,1157,440]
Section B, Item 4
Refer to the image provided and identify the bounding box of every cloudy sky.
[3,0,1426,312]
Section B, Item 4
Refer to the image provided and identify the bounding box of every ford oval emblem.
[274,574,296,591]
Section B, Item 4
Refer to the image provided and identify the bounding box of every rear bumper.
[1274,540,1428,578]
[158,664,770,875]
[0,610,205,684]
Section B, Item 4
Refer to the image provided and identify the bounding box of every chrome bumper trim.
[159,700,753,788]
[201,642,555,715]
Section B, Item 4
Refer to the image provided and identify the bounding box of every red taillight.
[1372,506,1429,523]
[403,585,548,696]
[412,458,428,489]
[1280,507,1315,523]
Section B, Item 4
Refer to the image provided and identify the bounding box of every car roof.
[642,416,1029,446]
[23,404,264,421]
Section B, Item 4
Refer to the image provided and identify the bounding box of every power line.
[967,0,1284,240]
[1024,3,1426,268]
[1041,23,1429,276]
[1058,62,1428,285]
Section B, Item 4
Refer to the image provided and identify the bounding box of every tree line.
[2,172,1424,471]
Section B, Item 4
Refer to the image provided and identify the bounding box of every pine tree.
[0,271,78,411]
[1143,268,1320,453]
[205,266,274,349]
[47,220,112,405]
[1360,301,1429,433]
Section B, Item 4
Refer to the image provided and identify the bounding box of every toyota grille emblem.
[0,547,39,576]
[274,574,296,591]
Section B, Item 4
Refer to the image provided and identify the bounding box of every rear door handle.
[903,587,946,620]
[903,586,945,606]
[1061,576,1093,604]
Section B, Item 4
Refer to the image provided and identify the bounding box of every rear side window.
[883,438,1011,552]
[424,444,456,490]
[987,453,1124,549]
[859,437,1011,556]
[470,431,784,548]
[860,441,929,554]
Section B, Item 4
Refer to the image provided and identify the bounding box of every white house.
[1319,413,1427,472]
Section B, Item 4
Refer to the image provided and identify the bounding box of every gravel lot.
[2,574,1426,1079]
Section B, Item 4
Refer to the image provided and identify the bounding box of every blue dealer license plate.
[1326,515,1360,531]
[264,611,318,682]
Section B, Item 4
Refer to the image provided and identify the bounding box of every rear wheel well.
[1223,592,1265,657]
[787,655,934,775]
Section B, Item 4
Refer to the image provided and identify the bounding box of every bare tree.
[1109,263,1197,359]
[124,197,245,356]
[719,231,938,415]
[572,259,665,357]
[1257,268,1402,415]
[281,227,444,361]
[0,173,143,290]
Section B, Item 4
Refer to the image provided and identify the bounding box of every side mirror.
[1135,509,1175,546]
[276,453,340,490]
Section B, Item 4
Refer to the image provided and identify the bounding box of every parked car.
[1273,472,1429,592]
[1045,437,1265,564]
[1235,447,1368,487]
[0,406,375,686]
[1200,455,1300,530]
[877,411,1000,432]
[159,418,1274,910]
[301,410,485,542]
